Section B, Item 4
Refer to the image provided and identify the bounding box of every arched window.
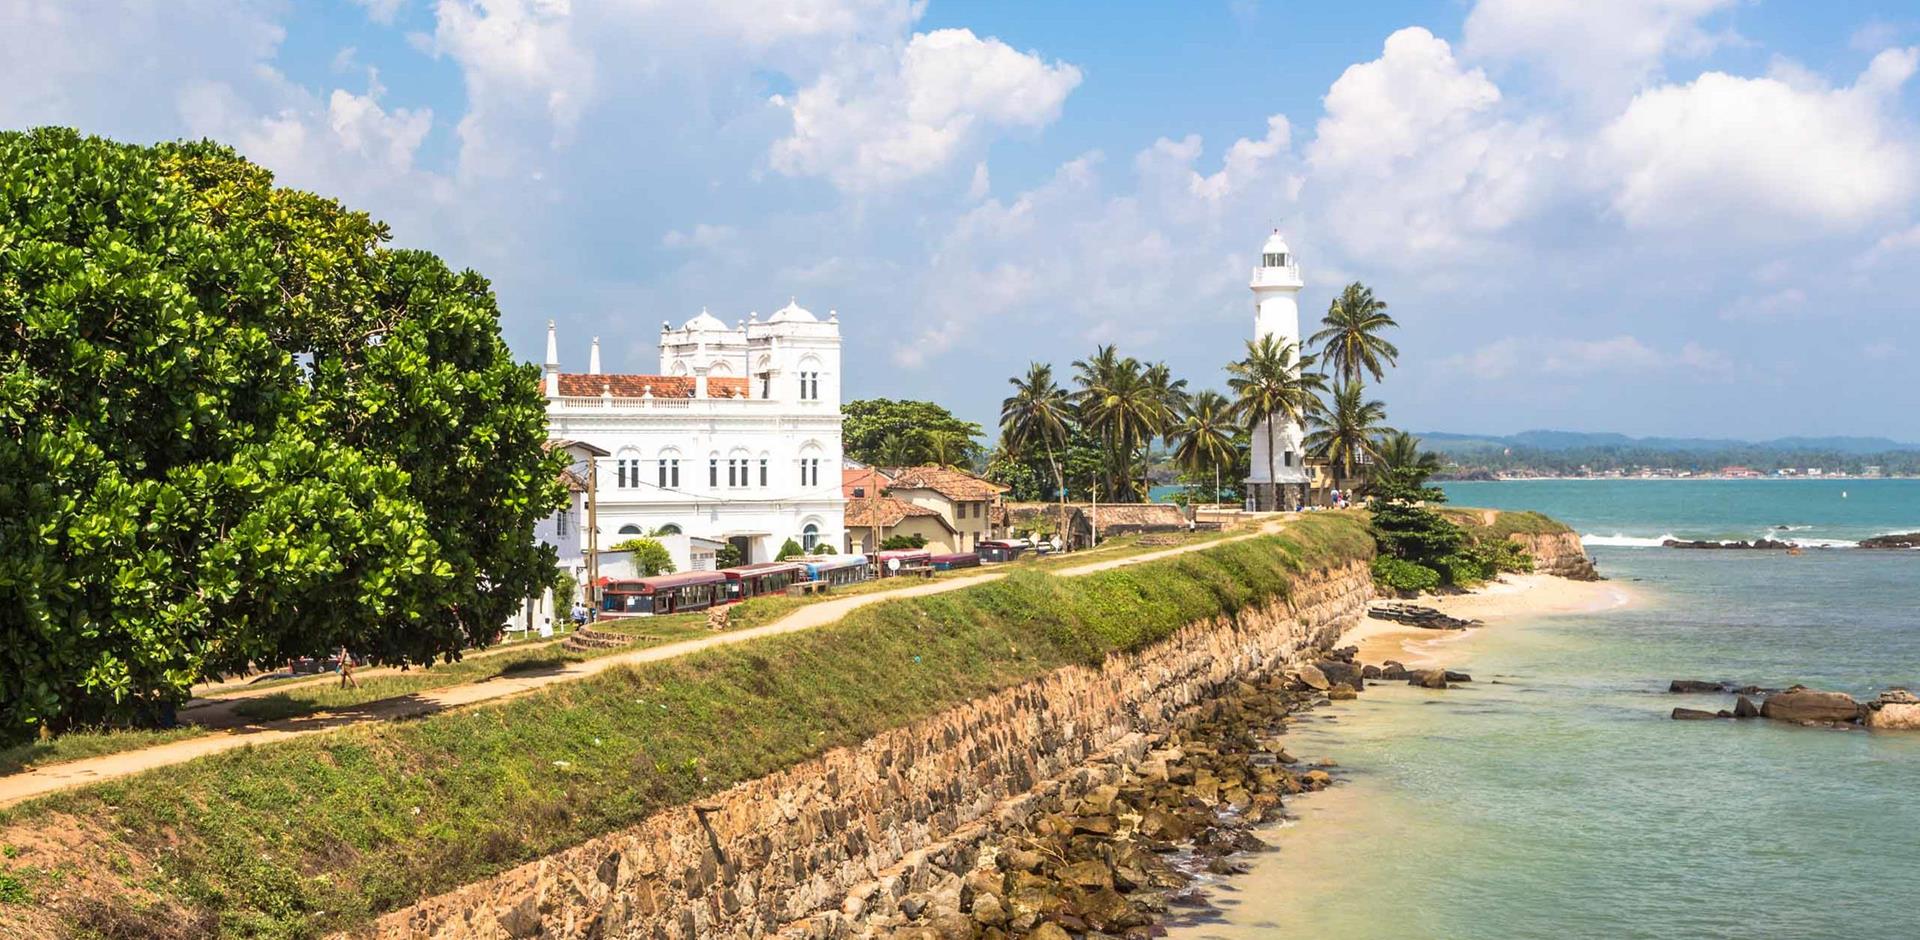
[657,523,682,535]
[615,448,643,488]
[618,524,643,535]
[802,523,820,551]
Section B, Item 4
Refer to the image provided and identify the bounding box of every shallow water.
[1169,480,1920,940]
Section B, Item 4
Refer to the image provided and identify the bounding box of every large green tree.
[841,398,983,468]
[0,129,560,739]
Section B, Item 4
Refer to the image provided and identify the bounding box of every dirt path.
[182,635,568,706]
[0,517,1298,807]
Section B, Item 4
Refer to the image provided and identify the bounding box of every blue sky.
[5,0,1918,440]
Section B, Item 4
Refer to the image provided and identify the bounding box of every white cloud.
[770,27,1082,192]
[326,88,433,171]
[1464,0,1738,107]
[1863,339,1901,361]
[1718,287,1808,322]
[1446,334,1734,379]
[967,161,991,200]
[431,0,594,179]
[1857,222,1920,267]
[1599,48,1920,234]
[352,0,408,25]
[1305,27,1565,265]
[661,223,738,249]
[1139,114,1293,206]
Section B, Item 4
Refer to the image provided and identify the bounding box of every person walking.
[337,645,358,689]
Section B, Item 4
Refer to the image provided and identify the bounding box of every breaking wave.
[1581,533,1677,547]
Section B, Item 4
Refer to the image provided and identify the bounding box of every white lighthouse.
[1245,230,1311,512]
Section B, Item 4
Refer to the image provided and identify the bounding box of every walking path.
[0,518,1293,807]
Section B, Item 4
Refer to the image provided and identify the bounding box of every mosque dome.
[681,307,729,332]
[768,298,817,324]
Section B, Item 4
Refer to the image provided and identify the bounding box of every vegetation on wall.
[0,129,560,743]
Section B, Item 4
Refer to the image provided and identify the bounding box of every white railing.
[550,395,792,411]
[1251,264,1302,286]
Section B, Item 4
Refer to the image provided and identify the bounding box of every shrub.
[879,534,927,550]
[1372,556,1439,594]
[810,544,836,555]
[775,538,806,561]
[1435,553,1491,588]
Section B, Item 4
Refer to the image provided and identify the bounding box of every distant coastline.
[1438,473,1920,482]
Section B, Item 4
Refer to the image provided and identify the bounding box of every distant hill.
[1419,430,1920,455]
[1416,430,1920,477]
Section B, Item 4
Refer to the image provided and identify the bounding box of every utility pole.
[585,452,601,610]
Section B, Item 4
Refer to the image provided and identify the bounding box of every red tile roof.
[842,466,893,498]
[844,497,955,532]
[556,373,751,399]
[883,465,1008,502]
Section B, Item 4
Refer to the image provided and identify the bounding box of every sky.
[4,0,1918,441]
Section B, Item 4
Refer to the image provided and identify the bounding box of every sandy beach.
[1342,573,1638,668]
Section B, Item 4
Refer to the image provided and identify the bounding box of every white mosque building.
[1246,231,1312,512]
[541,300,847,573]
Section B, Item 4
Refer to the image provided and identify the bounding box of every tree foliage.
[608,538,675,576]
[1310,282,1399,386]
[0,129,560,740]
[776,538,807,561]
[841,398,983,468]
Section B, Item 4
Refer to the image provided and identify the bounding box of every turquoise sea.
[1170,479,1920,940]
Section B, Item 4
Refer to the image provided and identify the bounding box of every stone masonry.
[364,559,1375,940]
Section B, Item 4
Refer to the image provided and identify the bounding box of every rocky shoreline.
[1662,531,1920,550]
[1667,680,1920,730]
[856,645,1474,939]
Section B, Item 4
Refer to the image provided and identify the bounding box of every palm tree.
[1001,362,1073,514]
[1226,335,1325,511]
[1080,364,1166,501]
[1306,380,1392,493]
[922,428,972,467]
[1375,430,1441,480]
[1311,282,1400,387]
[1170,390,1238,505]
[1139,361,1188,496]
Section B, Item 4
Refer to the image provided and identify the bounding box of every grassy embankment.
[1439,507,1573,540]
[0,514,1372,940]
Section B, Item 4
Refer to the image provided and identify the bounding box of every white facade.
[1246,230,1312,510]
[542,300,847,569]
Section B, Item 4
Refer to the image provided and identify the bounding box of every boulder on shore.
[1733,695,1761,718]
[1865,702,1920,730]
[1671,707,1724,720]
[1759,687,1864,724]
[1293,665,1331,692]
[1409,669,1449,689]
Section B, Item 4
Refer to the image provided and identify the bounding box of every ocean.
[1167,479,1920,940]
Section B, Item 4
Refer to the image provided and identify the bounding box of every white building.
[541,300,847,575]
[1246,231,1312,511]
